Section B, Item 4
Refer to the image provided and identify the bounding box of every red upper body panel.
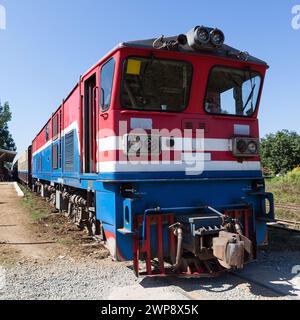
[32,44,267,170]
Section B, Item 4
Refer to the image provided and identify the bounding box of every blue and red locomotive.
[17,26,274,276]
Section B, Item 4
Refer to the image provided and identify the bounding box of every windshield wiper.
[243,83,256,112]
[242,67,256,112]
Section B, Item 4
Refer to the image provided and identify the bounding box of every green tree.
[0,101,16,151]
[260,130,300,175]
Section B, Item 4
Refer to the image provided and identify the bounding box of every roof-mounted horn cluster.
[152,26,225,52]
[153,34,187,50]
[186,26,225,50]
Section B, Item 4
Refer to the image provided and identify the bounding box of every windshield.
[205,66,262,116]
[121,57,193,112]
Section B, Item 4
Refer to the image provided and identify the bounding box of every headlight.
[124,134,161,156]
[186,26,225,51]
[233,137,259,157]
[128,135,142,153]
[196,26,210,44]
[146,135,160,153]
[248,141,258,154]
[210,29,225,47]
[237,140,247,153]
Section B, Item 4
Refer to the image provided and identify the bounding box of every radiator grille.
[52,144,58,169]
[65,130,74,171]
[38,156,42,172]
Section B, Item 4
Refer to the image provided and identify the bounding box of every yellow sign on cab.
[126,59,141,75]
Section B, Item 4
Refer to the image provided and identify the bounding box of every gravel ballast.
[1,258,138,300]
[1,250,299,300]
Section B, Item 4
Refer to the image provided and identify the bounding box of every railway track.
[268,218,300,233]
[156,270,291,300]
[229,272,298,299]
[275,204,300,213]
[270,203,300,232]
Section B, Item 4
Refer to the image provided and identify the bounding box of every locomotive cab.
[102,26,274,276]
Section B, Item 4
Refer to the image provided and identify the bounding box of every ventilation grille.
[38,156,42,172]
[52,144,58,169]
[65,130,74,172]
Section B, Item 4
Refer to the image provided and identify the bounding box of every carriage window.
[121,57,192,112]
[205,67,262,116]
[100,58,115,111]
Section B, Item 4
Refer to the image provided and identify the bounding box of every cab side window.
[100,58,115,111]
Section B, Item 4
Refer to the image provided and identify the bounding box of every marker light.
[248,141,258,154]
[233,138,260,157]
[237,140,247,153]
[210,29,225,47]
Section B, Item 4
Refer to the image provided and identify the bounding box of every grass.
[56,238,74,246]
[19,185,49,222]
[1,184,109,262]
[266,167,300,222]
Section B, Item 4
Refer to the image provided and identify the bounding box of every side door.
[83,74,97,173]
[98,58,116,172]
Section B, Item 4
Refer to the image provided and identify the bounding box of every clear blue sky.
[0,0,299,155]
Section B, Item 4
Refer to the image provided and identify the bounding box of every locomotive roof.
[121,36,268,67]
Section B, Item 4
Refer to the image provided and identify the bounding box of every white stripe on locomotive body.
[32,139,52,158]
[97,161,261,173]
[32,121,80,157]
[97,136,232,152]
[32,127,261,174]
[61,121,80,139]
[33,133,237,157]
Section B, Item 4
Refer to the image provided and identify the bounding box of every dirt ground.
[0,182,108,265]
[0,182,187,300]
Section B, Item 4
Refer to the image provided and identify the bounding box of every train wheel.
[91,219,101,236]
[86,216,101,237]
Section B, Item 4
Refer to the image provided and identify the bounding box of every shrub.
[260,130,300,175]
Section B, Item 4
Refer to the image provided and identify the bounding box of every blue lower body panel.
[95,177,272,261]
